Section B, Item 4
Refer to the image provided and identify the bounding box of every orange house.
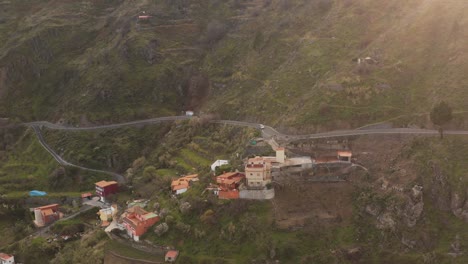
[33,204,63,227]
[122,206,159,241]
[216,172,245,190]
[216,172,245,199]
[171,174,199,194]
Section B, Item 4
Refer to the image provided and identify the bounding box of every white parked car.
[259,124,265,129]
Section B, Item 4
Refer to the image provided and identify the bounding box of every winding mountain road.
[32,126,125,183]
[25,115,468,183]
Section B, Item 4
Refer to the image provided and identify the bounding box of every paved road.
[26,116,191,131]
[32,126,125,183]
[26,115,468,183]
[26,116,468,141]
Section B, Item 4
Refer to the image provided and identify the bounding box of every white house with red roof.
[0,253,14,264]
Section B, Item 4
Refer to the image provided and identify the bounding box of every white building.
[0,253,14,264]
[210,160,229,172]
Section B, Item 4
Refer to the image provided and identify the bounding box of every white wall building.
[210,160,229,172]
[0,253,15,264]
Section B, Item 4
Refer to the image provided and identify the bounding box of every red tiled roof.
[0,253,12,260]
[42,209,54,216]
[171,174,198,191]
[166,250,179,258]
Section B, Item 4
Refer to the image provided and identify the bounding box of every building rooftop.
[211,160,229,171]
[36,204,59,210]
[337,151,352,157]
[95,180,118,188]
[122,206,159,236]
[42,208,55,216]
[171,174,199,191]
[0,253,13,260]
[166,250,179,258]
[142,212,158,220]
[217,172,245,185]
[81,192,92,198]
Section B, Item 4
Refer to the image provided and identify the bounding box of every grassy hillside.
[0,0,242,123]
[1,0,467,130]
[201,0,468,130]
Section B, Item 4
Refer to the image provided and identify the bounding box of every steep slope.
[0,0,241,123]
[203,0,468,130]
[1,0,467,130]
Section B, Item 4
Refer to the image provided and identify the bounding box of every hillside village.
[1,0,468,263]
[1,134,356,263]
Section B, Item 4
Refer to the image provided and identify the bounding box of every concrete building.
[337,151,352,162]
[245,156,272,188]
[98,205,117,226]
[165,250,179,262]
[95,180,118,202]
[122,206,159,241]
[171,174,199,195]
[210,160,229,172]
[276,147,285,163]
[216,172,245,199]
[0,253,14,264]
[33,204,62,227]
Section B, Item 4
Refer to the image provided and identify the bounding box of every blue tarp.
[29,190,47,197]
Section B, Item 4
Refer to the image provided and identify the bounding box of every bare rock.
[429,163,451,211]
[377,212,396,230]
[404,200,424,228]
[451,192,465,218]
[411,185,423,202]
[448,234,463,257]
[365,204,381,216]
[401,235,417,249]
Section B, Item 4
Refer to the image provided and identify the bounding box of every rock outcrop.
[403,185,424,228]
[450,190,468,222]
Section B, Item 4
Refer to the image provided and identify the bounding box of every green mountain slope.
[1,0,467,129]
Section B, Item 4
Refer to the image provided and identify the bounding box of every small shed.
[337,151,352,162]
[165,250,179,262]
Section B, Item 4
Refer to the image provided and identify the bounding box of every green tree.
[430,101,453,139]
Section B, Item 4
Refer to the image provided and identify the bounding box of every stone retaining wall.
[239,189,275,200]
